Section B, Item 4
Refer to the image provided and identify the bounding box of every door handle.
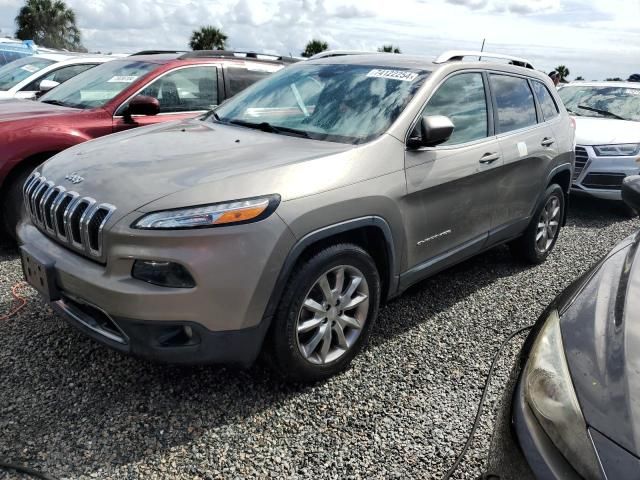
[541,137,555,147]
[479,152,500,164]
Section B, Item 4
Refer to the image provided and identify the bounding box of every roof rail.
[434,50,534,69]
[178,50,298,64]
[131,50,187,56]
[307,50,381,60]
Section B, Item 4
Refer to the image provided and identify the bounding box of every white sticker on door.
[517,141,528,157]
[366,69,418,82]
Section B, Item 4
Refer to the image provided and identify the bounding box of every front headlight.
[524,310,602,479]
[133,195,280,229]
[593,144,640,157]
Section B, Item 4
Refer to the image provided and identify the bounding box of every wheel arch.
[263,216,399,321]
[544,163,572,226]
[0,151,60,196]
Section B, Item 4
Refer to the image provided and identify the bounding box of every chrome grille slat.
[573,146,589,182]
[22,174,116,261]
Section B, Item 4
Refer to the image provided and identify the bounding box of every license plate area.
[20,245,60,302]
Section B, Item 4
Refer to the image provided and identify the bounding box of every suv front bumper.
[571,145,640,201]
[17,214,295,365]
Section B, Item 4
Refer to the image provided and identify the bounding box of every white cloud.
[0,0,637,80]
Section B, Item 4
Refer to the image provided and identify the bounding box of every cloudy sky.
[1,0,638,80]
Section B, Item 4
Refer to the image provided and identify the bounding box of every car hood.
[574,116,640,145]
[560,231,640,456]
[38,118,357,219]
[0,98,77,122]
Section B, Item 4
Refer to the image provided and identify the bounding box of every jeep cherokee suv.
[0,50,293,239]
[18,51,574,382]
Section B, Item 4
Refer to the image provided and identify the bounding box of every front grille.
[23,172,116,260]
[582,173,626,190]
[573,146,589,181]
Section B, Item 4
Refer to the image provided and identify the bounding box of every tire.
[510,184,565,264]
[1,168,32,243]
[269,243,381,382]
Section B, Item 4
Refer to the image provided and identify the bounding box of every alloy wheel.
[296,265,370,365]
[536,195,561,253]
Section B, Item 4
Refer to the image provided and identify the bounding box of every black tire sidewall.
[271,244,380,382]
[522,184,565,263]
[2,169,31,241]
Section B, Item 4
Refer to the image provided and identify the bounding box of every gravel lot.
[1,196,638,480]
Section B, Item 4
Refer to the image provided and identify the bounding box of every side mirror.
[39,79,60,93]
[123,95,160,123]
[622,175,640,212]
[407,115,455,148]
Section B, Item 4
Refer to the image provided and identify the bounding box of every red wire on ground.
[0,281,29,321]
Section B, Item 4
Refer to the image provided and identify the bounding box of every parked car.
[0,38,38,66]
[559,81,640,202]
[0,51,294,238]
[0,52,114,100]
[18,51,574,382]
[486,176,640,480]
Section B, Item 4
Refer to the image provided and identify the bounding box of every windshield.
[215,63,430,144]
[0,56,54,90]
[39,59,157,109]
[559,85,640,122]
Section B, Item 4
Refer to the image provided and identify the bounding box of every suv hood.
[560,232,640,457]
[574,116,640,145]
[38,118,356,218]
[0,99,77,122]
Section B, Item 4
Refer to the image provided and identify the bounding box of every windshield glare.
[215,63,430,144]
[39,59,156,109]
[559,85,640,122]
[0,56,54,90]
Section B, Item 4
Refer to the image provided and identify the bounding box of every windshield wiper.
[227,119,311,138]
[577,104,626,121]
[40,99,69,107]
[565,107,582,116]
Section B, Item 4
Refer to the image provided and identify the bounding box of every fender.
[262,216,399,321]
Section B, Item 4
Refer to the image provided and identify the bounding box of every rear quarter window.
[531,80,559,121]
[490,74,538,133]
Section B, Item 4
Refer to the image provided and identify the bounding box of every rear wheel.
[510,184,564,264]
[269,243,380,382]
[1,168,32,242]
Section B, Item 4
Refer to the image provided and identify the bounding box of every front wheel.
[510,184,565,264]
[269,243,380,382]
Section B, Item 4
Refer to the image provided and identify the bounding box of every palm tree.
[301,39,329,58]
[378,45,401,53]
[555,65,570,82]
[189,26,227,51]
[15,0,83,50]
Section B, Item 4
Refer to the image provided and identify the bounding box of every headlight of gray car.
[593,144,640,156]
[524,310,602,479]
[133,195,280,229]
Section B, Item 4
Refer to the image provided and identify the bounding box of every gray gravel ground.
[1,196,639,480]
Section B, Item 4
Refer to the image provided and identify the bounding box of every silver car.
[18,51,574,381]
[559,81,640,201]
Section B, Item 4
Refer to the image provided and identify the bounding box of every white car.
[559,81,640,201]
[0,53,114,100]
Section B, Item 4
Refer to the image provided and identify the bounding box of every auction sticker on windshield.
[366,69,418,82]
[107,76,139,83]
[21,65,39,73]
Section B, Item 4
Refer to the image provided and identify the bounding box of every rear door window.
[225,63,283,97]
[531,81,559,121]
[419,72,488,145]
[490,74,538,133]
[136,65,218,113]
